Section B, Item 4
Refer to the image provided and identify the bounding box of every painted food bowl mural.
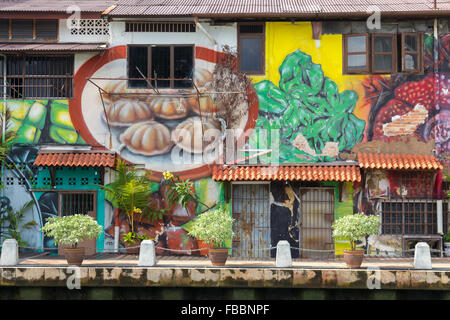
[71,45,255,177]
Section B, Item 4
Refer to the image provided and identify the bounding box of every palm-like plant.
[2,200,37,247]
[99,160,158,244]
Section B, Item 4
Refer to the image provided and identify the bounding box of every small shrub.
[42,214,103,248]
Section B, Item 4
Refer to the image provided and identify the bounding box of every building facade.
[0,0,448,258]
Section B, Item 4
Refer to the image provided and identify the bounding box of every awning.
[212,164,361,182]
[0,43,107,52]
[357,152,443,170]
[34,150,116,168]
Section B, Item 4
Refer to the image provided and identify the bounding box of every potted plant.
[332,213,381,268]
[42,214,103,265]
[443,232,450,257]
[188,206,234,266]
[100,160,159,254]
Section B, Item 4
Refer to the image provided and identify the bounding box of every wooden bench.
[402,235,443,257]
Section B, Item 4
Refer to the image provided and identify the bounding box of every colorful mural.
[250,49,365,163]
[2,99,85,145]
[69,45,258,179]
[1,21,448,257]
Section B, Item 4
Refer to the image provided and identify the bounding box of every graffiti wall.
[247,22,449,255]
[1,20,448,256]
[248,22,449,165]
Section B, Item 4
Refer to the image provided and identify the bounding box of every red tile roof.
[107,0,449,17]
[357,152,443,170]
[34,151,116,168]
[212,164,361,182]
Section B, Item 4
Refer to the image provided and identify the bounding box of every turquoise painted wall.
[33,166,106,251]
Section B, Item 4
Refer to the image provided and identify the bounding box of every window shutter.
[35,20,58,40]
[11,19,33,40]
[0,19,9,39]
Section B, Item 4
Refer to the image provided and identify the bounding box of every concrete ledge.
[1,266,450,290]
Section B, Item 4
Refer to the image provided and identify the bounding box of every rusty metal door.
[232,184,271,259]
[299,188,335,259]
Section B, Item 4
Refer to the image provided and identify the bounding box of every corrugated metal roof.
[0,0,117,13]
[108,0,450,17]
[212,164,361,182]
[34,150,116,167]
[357,152,443,170]
[0,43,108,52]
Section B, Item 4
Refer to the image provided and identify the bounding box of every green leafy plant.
[2,200,37,247]
[188,206,234,248]
[42,214,103,248]
[162,170,212,211]
[99,159,162,242]
[251,49,365,163]
[122,231,153,245]
[332,213,381,251]
[443,232,450,243]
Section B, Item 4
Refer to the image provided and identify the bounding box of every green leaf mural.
[2,100,87,145]
[251,49,366,163]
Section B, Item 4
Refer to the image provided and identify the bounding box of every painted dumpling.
[194,68,213,89]
[120,121,174,156]
[104,99,153,126]
[171,116,222,154]
[149,97,189,119]
[188,95,224,116]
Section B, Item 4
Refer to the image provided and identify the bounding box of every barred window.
[5,55,74,99]
[381,200,448,235]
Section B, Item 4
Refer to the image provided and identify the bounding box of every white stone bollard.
[0,239,19,266]
[138,240,156,266]
[276,240,292,268]
[413,242,432,269]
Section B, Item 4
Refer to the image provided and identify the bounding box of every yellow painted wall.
[250,21,371,136]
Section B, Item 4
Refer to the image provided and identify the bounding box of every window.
[5,55,74,99]
[238,23,265,74]
[0,19,58,41]
[372,34,396,74]
[127,45,194,89]
[343,33,423,75]
[381,200,447,235]
[401,33,422,73]
[59,192,95,216]
[343,34,369,74]
[125,22,195,33]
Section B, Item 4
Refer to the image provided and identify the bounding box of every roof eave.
[105,10,450,20]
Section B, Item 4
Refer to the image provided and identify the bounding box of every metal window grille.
[381,199,448,235]
[60,193,95,217]
[125,22,196,33]
[5,54,74,99]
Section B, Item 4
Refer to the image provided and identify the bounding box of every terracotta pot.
[64,247,85,266]
[343,250,364,268]
[208,248,229,266]
[197,240,213,256]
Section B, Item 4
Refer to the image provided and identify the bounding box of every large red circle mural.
[69,45,259,181]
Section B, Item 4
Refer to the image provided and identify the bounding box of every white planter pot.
[444,242,450,257]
